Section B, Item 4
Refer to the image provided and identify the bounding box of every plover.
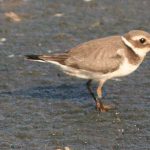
[26,30,150,111]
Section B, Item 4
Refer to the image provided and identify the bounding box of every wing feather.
[26,36,126,74]
[65,36,125,73]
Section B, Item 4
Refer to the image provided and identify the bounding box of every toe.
[103,105,115,110]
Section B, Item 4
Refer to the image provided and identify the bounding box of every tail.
[25,54,69,65]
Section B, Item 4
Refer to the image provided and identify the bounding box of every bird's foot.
[96,102,115,112]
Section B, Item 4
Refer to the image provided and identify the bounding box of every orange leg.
[86,79,115,112]
[96,81,115,112]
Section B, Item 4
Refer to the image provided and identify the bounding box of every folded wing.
[26,36,124,73]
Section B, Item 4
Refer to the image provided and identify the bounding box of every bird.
[26,30,150,112]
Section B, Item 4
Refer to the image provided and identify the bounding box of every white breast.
[103,58,140,80]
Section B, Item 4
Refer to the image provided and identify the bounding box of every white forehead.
[132,35,147,41]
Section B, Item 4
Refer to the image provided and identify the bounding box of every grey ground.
[0,0,150,149]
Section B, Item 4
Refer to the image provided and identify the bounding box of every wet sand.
[0,0,150,149]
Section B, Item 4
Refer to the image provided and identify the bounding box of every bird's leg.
[97,81,115,112]
[86,79,97,103]
[86,79,115,111]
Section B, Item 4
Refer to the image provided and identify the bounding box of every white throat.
[121,36,146,58]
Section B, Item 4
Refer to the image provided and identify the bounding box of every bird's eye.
[140,38,146,43]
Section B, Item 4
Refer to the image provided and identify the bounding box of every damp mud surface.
[0,0,150,149]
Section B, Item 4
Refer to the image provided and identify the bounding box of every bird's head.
[121,30,150,57]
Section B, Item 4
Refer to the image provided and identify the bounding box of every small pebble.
[54,13,64,17]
